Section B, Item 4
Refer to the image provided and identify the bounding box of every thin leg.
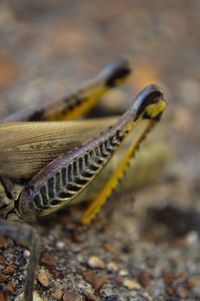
[3,59,131,122]
[0,220,40,301]
[81,119,155,224]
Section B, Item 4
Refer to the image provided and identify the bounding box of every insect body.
[0,59,166,300]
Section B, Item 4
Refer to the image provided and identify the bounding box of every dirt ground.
[0,1,200,300]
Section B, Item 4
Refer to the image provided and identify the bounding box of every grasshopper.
[0,59,166,300]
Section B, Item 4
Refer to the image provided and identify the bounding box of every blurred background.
[0,1,200,300]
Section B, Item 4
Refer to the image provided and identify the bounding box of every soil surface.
[0,1,200,300]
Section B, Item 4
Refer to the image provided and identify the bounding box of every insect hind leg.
[0,220,40,301]
[4,59,131,122]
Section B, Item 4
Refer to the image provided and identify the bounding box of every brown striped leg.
[0,220,40,301]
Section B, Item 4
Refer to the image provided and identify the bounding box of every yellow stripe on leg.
[62,86,108,121]
[64,76,131,120]
[81,119,154,225]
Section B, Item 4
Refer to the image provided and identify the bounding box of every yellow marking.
[146,99,166,119]
[46,77,129,121]
[82,119,154,225]
[61,86,107,120]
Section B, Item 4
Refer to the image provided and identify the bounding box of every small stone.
[33,292,44,301]
[24,250,31,258]
[141,292,153,301]
[3,265,16,275]
[52,288,63,300]
[0,274,7,282]
[63,290,84,301]
[82,270,108,290]
[38,269,49,287]
[107,262,118,272]
[56,241,66,250]
[119,269,128,277]
[40,252,56,268]
[186,276,197,288]
[185,231,199,246]
[88,256,105,269]
[137,272,152,287]
[103,243,117,254]
[0,291,7,301]
[77,254,84,263]
[162,270,175,286]
[16,291,43,301]
[176,286,188,298]
[4,280,16,292]
[122,278,141,290]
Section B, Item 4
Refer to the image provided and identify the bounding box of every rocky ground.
[0,1,200,300]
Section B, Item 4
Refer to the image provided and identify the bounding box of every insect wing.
[0,118,117,179]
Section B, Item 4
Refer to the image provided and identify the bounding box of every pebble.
[37,269,49,287]
[122,278,141,290]
[52,288,63,300]
[137,272,152,287]
[142,292,153,301]
[0,291,7,301]
[107,262,118,272]
[82,270,108,290]
[24,249,31,258]
[4,280,16,292]
[176,286,188,298]
[56,241,66,250]
[77,254,84,263]
[63,290,84,301]
[119,269,128,277]
[15,291,43,301]
[88,256,105,269]
[3,264,16,275]
[185,231,199,246]
[40,251,56,269]
[103,243,117,255]
[186,276,197,288]
[33,292,44,301]
[0,274,7,282]
[162,270,175,286]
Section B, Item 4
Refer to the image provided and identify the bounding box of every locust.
[0,59,166,301]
